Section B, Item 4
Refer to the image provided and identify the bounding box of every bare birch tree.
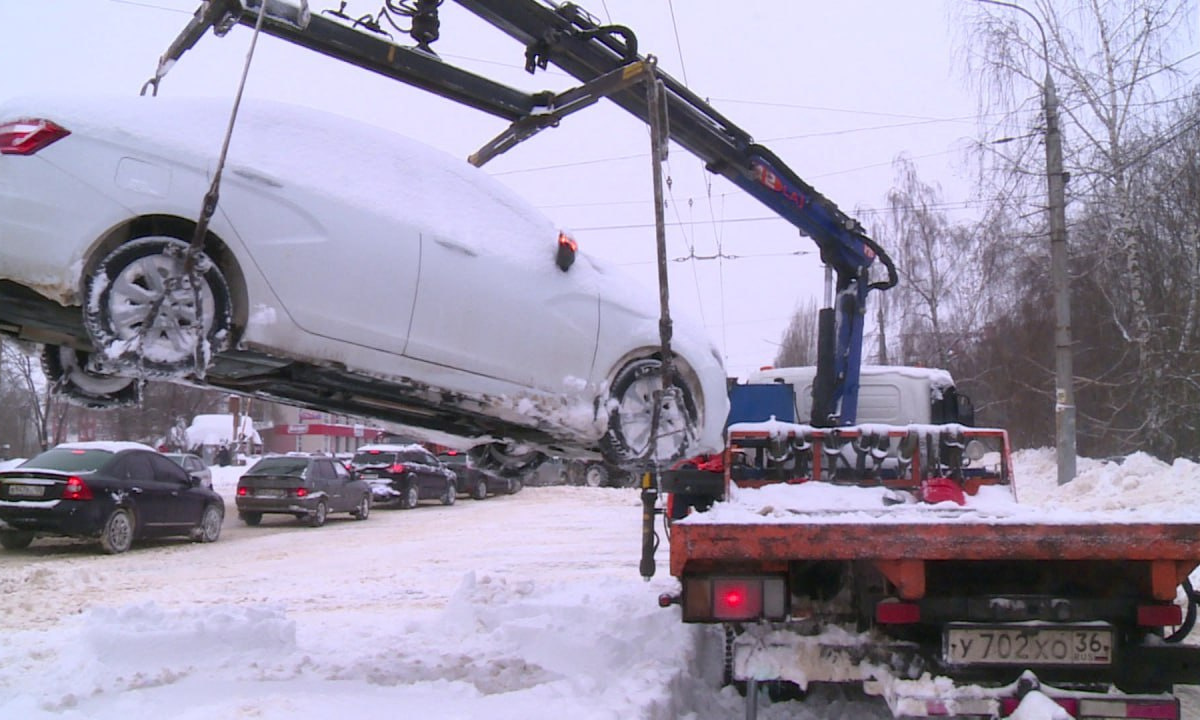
[962,0,1198,457]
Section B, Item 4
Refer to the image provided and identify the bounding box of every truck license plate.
[944,625,1112,666]
[8,484,45,497]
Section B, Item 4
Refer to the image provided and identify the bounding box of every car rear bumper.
[236,497,320,515]
[0,500,106,537]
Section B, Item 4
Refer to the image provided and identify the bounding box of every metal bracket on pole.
[470,60,653,167]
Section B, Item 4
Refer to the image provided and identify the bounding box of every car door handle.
[130,487,143,494]
[434,236,478,257]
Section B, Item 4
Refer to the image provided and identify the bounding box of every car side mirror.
[188,474,203,487]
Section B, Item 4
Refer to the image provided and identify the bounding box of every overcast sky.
[2,0,991,378]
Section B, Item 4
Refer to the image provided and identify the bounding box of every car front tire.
[441,480,457,506]
[472,479,487,500]
[84,236,233,378]
[99,508,135,554]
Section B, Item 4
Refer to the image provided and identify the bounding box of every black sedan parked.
[438,450,519,499]
[0,441,225,554]
[349,444,457,508]
[236,454,371,527]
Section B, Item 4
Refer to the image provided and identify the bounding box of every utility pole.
[979,0,1076,484]
[1043,71,1076,485]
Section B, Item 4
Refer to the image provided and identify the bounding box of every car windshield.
[439,453,466,466]
[163,454,189,467]
[247,457,309,476]
[352,451,396,466]
[20,448,113,472]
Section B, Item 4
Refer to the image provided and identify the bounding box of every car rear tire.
[192,504,223,543]
[400,483,419,510]
[41,345,141,409]
[472,479,488,500]
[601,358,697,466]
[239,511,262,526]
[308,500,328,527]
[441,480,457,506]
[0,530,35,550]
[99,508,134,554]
[353,495,370,520]
[84,237,233,378]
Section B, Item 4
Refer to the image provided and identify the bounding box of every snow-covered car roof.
[54,441,158,454]
[353,444,430,454]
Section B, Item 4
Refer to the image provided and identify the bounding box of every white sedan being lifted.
[0,95,727,472]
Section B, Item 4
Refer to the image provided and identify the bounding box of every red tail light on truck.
[681,575,787,622]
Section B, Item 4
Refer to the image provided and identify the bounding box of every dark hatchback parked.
[0,442,225,554]
[236,454,371,527]
[349,444,457,508]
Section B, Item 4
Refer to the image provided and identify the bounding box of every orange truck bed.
[670,519,1200,601]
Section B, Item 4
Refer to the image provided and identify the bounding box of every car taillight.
[62,476,93,501]
[295,488,308,497]
[681,575,787,622]
[0,119,70,155]
[390,463,406,474]
[237,487,248,496]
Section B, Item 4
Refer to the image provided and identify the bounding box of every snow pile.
[683,447,1200,527]
[184,413,261,448]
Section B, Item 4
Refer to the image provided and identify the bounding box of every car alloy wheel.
[308,500,328,527]
[354,495,370,520]
[473,480,487,500]
[601,358,697,465]
[402,483,419,510]
[100,508,134,554]
[84,237,233,377]
[193,504,223,543]
[584,464,608,488]
[441,480,456,506]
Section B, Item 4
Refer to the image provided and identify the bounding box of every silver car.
[0,96,727,472]
[163,452,212,489]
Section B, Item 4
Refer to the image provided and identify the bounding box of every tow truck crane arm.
[152,0,897,424]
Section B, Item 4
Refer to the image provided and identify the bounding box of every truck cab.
[745,364,974,427]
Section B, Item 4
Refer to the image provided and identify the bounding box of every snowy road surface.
[1,457,1198,719]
